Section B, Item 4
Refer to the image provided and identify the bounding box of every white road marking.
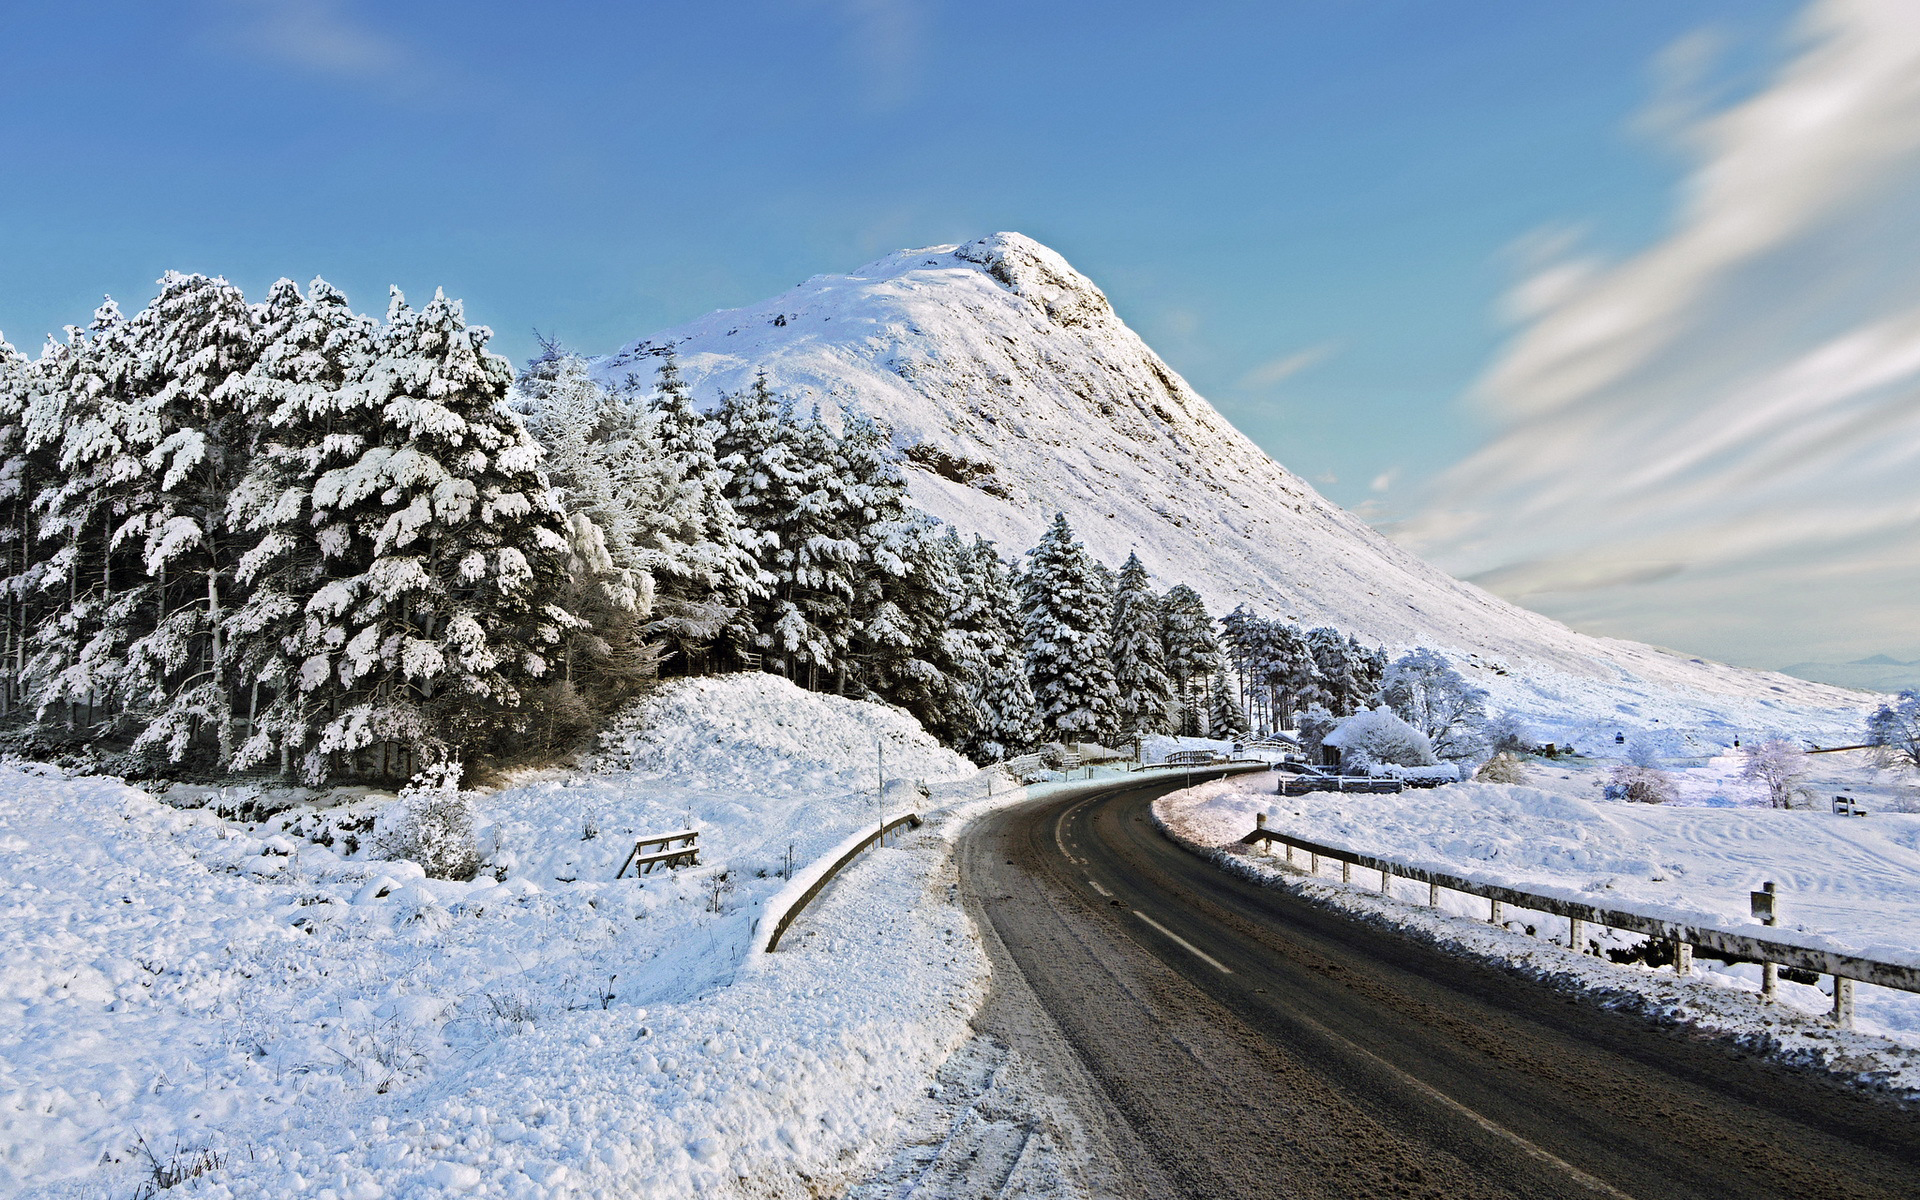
[1132,910,1233,974]
[1088,879,1112,898]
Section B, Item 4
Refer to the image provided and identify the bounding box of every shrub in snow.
[1605,764,1676,804]
[1740,739,1807,809]
[1475,751,1529,784]
[370,763,481,880]
[1868,690,1920,772]
[1324,706,1435,771]
[1484,713,1531,756]
[1296,703,1338,763]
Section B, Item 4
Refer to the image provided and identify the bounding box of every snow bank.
[1159,774,1920,1065]
[3,674,992,1200]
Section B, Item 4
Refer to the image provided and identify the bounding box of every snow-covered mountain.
[592,233,1869,738]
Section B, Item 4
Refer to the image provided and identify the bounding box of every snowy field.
[1158,762,1920,1091]
[0,675,1025,1200]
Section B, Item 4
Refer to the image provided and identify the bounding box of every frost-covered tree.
[1109,552,1172,740]
[1323,706,1435,771]
[1021,514,1117,744]
[1159,584,1217,736]
[1380,648,1487,760]
[952,532,1038,761]
[1305,626,1373,715]
[1296,703,1337,765]
[1740,739,1807,809]
[1868,690,1920,773]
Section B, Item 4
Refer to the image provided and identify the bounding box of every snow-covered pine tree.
[837,408,972,736]
[226,277,382,774]
[1207,672,1248,740]
[948,531,1038,761]
[1158,583,1218,736]
[113,274,265,767]
[1307,626,1368,715]
[1109,551,1172,741]
[1020,514,1118,745]
[1264,621,1319,729]
[1218,604,1259,727]
[24,301,142,745]
[290,288,576,781]
[508,349,654,714]
[716,375,852,679]
[640,352,765,672]
[0,332,49,718]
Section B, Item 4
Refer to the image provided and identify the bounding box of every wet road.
[960,772,1920,1199]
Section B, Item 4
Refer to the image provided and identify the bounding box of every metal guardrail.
[1240,821,1920,1027]
[765,813,923,952]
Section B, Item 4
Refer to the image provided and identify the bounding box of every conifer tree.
[642,353,764,671]
[951,532,1038,761]
[1207,673,1248,740]
[285,288,576,780]
[1020,513,1117,744]
[1159,584,1218,736]
[1109,551,1172,740]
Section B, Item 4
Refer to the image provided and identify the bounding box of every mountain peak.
[593,236,1867,735]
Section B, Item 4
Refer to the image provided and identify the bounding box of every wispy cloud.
[1238,343,1335,391]
[826,0,926,112]
[1402,0,1920,665]
[210,0,417,87]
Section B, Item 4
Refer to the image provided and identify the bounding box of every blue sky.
[12,0,1918,670]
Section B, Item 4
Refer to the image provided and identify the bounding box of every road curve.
[959,771,1920,1200]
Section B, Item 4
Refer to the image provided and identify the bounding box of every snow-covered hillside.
[593,233,1870,738]
[1,676,991,1200]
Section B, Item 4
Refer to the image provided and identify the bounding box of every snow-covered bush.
[1604,764,1676,804]
[1475,751,1529,784]
[1484,713,1531,756]
[1324,706,1436,771]
[370,763,481,880]
[1740,739,1807,809]
[1296,703,1338,763]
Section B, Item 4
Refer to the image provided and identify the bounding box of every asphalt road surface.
[959,770,1920,1200]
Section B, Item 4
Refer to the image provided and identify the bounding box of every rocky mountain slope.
[592,233,1869,739]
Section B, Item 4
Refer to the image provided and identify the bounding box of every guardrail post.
[1831,976,1854,1028]
[1674,940,1692,976]
[1285,842,1295,867]
[1341,860,1351,884]
[1428,881,1438,907]
[1379,866,1390,894]
[1568,916,1584,954]
[1489,899,1503,926]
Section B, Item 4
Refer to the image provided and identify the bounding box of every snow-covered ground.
[1158,761,1920,1092]
[0,675,1036,1200]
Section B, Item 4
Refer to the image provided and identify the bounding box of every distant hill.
[1779,657,1917,695]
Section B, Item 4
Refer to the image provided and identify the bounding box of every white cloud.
[1238,344,1335,391]
[1403,0,1920,667]
[1369,468,1398,493]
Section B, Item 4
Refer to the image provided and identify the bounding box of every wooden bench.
[616,829,700,878]
[1833,795,1868,817]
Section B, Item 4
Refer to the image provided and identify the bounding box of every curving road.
[958,771,1920,1200]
